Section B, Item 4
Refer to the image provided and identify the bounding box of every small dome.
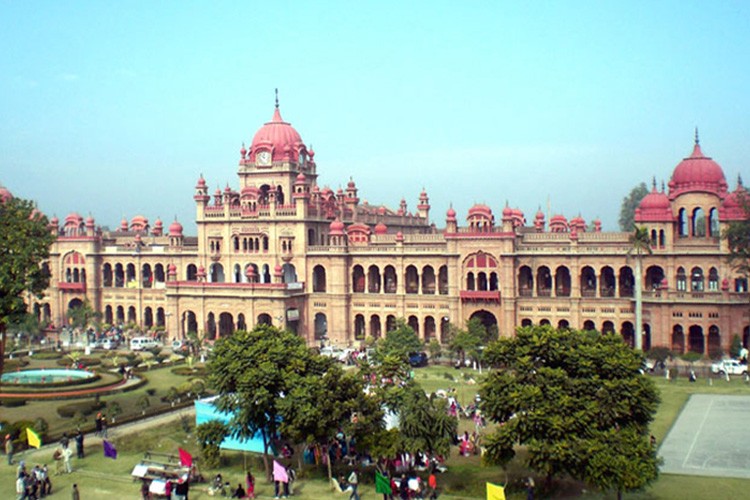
[446,207,456,220]
[120,217,128,231]
[535,209,545,220]
[721,185,749,221]
[169,219,183,236]
[196,176,206,188]
[329,219,345,235]
[296,173,306,182]
[374,222,388,235]
[396,231,404,242]
[85,215,95,225]
[636,185,673,223]
[639,188,670,210]
[50,216,59,225]
[167,263,177,274]
[502,206,513,218]
[468,204,493,218]
[274,264,283,274]
[348,179,356,189]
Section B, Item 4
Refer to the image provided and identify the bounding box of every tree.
[375,319,423,363]
[724,188,750,279]
[278,362,383,479]
[449,319,484,364]
[397,385,457,457]
[208,325,337,480]
[67,298,99,331]
[628,226,652,351]
[618,182,649,231]
[480,326,660,497]
[195,420,228,468]
[0,195,55,374]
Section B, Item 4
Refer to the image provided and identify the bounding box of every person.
[95,413,102,437]
[689,369,697,382]
[37,463,50,497]
[16,472,26,500]
[232,483,246,498]
[399,474,409,500]
[428,470,438,499]
[63,445,73,474]
[348,468,360,500]
[71,483,80,500]
[5,434,13,465]
[526,477,535,500]
[60,433,69,450]
[140,479,150,500]
[245,472,255,495]
[75,430,84,459]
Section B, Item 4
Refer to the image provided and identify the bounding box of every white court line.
[682,397,714,469]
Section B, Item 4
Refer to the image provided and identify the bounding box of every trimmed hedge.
[57,399,105,418]
[31,351,64,360]
[55,357,102,368]
[171,366,208,377]
[1,398,27,407]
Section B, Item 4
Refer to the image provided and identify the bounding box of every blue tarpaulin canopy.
[194,396,265,453]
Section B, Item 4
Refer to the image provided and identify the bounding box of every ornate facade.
[28,103,750,355]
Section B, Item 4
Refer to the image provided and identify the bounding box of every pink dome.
[167,264,177,274]
[120,217,128,231]
[721,185,749,221]
[296,173,306,182]
[251,106,305,163]
[85,215,95,225]
[468,204,493,218]
[329,219,345,235]
[446,206,456,219]
[639,188,670,210]
[636,185,674,223]
[669,139,728,197]
[374,222,388,235]
[169,220,183,236]
[196,176,206,188]
[502,206,513,218]
[535,210,545,220]
[0,184,12,203]
[274,264,283,274]
[50,216,59,225]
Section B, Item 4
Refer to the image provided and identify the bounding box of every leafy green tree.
[195,420,228,468]
[0,195,55,374]
[480,326,660,496]
[376,319,423,362]
[397,385,457,457]
[730,334,743,359]
[628,226,652,351]
[449,320,483,364]
[427,339,442,363]
[618,182,649,231]
[278,363,383,479]
[208,325,335,479]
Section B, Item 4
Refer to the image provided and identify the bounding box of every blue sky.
[1,1,749,232]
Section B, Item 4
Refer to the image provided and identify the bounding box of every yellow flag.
[26,428,41,449]
[487,482,506,500]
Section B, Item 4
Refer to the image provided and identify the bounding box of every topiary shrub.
[32,351,63,360]
[2,398,27,408]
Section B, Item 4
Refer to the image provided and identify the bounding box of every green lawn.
[4,362,750,498]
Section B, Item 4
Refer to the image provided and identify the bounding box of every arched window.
[708,267,719,291]
[438,265,449,295]
[690,267,703,292]
[154,264,165,283]
[678,208,687,237]
[672,325,685,353]
[219,312,234,337]
[142,264,153,288]
[210,263,225,283]
[708,208,719,237]
[555,266,571,297]
[477,272,488,291]
[600,266,616,297]
[115,264,125,287]
[408,316,419,336]
[424,316,436,341]
[370,314,382,338]
[519,266,533,296]
[466,272,475,291]
[405,266,419,294]
[692,208,706,237]
[354,314,366,340]
[103,264,113,287]
[618,266,634,297]
[282,263,297,283]
[489,272,498,291]
[313,265,327,292]
[126,263,137,284]
[537,266,552,296]
[144,307,154,327]
[676,267,687,291]
[422,266,435,294]
[646,266,665,290]
[314,313,327,339]
[580,266,597,297]
[186,264,197,281]
[369,265,382,293]
[352,265,365,293]
[384,266,397,293]
[386,315,397,333]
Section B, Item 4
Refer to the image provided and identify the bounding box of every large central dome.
[250,105,305,163]
[668,136,728,198]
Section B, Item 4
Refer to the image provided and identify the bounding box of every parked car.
[711,359,748,376]
[409,351,429,367]
[130,336,160,351]
[95,338,118,350]
[320,346,347,363]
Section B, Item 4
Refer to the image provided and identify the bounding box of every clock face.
[257,151,271,165]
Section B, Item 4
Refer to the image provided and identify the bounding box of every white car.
[711,359,748,376]
[319,346,352,363]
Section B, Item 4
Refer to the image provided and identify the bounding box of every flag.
[178,447,193,467]
[26,428,41,449]
[273,460,289,483]
[487,482,506,500]
[103,440,117,459]
[375,471,392,495]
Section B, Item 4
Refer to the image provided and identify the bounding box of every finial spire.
[739,174,744,187]
[694,126,699,145]
[275,88,279,109]
[652,176,657,190]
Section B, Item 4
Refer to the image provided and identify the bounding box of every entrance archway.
[469,310,498,335]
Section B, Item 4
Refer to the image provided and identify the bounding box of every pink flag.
[273,460,289,483]
[178,448,193,467]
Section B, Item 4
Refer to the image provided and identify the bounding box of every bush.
[57,400,105,419]
[171,366,208,377]
[2,398,27,408]
[32,351,63,360]
[55,356,101,368]
[4,358,29,371]
[680,352,702,364]
[146,388,157,397]
[645,346,672,363]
